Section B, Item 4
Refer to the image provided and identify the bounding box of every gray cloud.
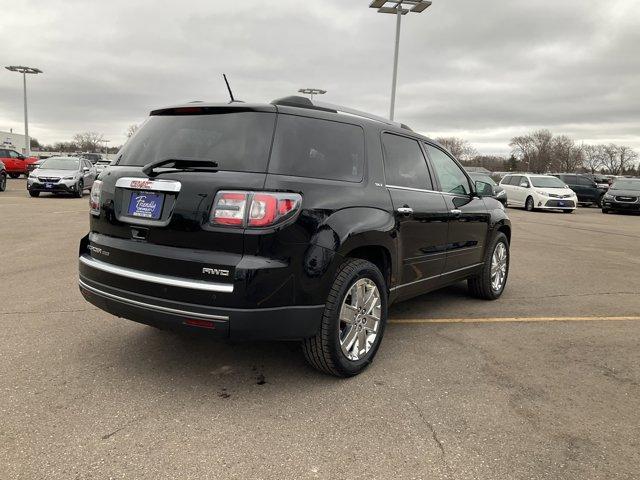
[1,0,638,156]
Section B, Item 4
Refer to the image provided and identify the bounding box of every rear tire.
[9,173,20,179]
[29,190,40,197]
[563,209,574,214]
[468,232,509,300]
[0,173,6,191]
[602,208,609,214]
[302,258,388,377]
[525,196,535,211]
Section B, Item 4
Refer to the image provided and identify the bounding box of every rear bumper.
[79,260,324,340]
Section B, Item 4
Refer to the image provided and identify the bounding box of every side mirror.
[18,155,25,160]
[519,181,529,188]
[475,180,494,197]
[82,167,90,173]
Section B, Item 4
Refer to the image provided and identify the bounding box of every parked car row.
[498,172,639,215]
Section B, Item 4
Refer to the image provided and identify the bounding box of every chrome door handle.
[397,207,413,215]
[450,209,462,217]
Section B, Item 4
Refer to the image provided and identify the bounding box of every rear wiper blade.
[142,158,219,177]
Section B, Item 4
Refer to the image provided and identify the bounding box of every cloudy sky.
[1,0,639,155]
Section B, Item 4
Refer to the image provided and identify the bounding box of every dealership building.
[1,130,27,154]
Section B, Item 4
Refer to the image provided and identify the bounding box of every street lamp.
[103,140,111,158]
[5,66,43,156]
[298,88,327,101]
[369,0,432,121]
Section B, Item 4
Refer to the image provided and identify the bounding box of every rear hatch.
[86,105,277,288]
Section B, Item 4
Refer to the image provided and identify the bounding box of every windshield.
[611,179,640,191]
[40,158,79,170]
[530,176,566,188]
[117,111,276,172]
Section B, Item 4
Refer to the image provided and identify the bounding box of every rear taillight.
[89,180,102,216]
[210,191,301,228]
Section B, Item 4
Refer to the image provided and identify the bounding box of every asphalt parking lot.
[1,178,639,480]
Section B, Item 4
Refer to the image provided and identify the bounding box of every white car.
[499,173,577,213]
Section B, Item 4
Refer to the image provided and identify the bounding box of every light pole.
[103,140,111,158]
[298,88,327,101]
[369,1,432,121]
[5,66,43,156]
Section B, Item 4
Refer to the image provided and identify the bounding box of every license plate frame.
[127,190,165,220]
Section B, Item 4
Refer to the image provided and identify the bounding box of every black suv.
[554,173,607,207]
[78,97,511,376]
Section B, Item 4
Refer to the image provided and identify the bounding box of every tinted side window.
[0,150,6,157]
[269,115,364,182]
[425,145,470,195]
[381,134,432,190]
[577,176,592,186]
[511,175,523,186]
[9,150,20,158]
[565,175,577,184]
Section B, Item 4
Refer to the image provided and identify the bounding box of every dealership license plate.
[45,183,53,189]
[127,191,164,219]
[558,201,564,206]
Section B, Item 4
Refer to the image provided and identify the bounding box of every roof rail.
[271,96,411,131]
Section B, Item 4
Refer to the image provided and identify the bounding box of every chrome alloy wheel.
[339,278,381,361]
[490,242,508,292]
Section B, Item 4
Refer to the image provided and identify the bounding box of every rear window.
[268,115,365,182]
[116,112,276,172]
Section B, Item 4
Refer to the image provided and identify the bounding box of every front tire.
[9,173,20,179]
[29,190,40,197]
[563,209,574,214]
[0,173,6,191]
[75,180,84,198]
[525,196,535,211]
[302,258,388,377]
[468,232,509,300]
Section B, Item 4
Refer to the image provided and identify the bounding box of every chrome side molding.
[79,255,233,293]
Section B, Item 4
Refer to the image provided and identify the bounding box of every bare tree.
[126,124,139,138]
[582,144,604,173]
[551,135,582,172]
[509,129,553,173]
[618,145,639,174]
[72,131,104,152]
[435,137,477,162]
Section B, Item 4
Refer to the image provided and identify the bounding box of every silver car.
[27,156,96,197]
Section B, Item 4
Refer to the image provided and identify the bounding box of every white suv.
[500,174,577,213]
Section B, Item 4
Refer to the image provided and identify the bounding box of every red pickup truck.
[0,148,39,178]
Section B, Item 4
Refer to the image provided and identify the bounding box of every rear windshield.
[116,112,276,172]
[268,115,365,182]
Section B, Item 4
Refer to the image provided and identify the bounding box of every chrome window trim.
[387,184,471,197]
[387,184,440,194]
[79,254,234,293]
[79,279,229,321]
[115,177,182,192]
[390,263,484,292]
